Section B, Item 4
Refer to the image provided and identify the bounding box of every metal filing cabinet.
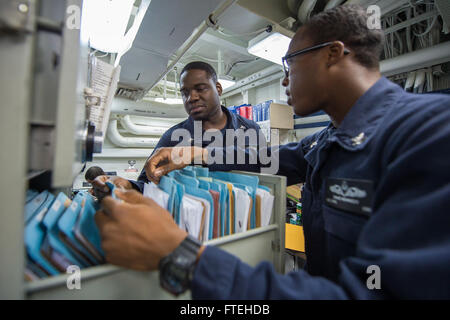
[24,172,286,300]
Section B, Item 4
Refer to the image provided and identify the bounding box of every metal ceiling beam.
[384,9,438,34]
[222,64,283,97]
[345,0,410,16]
[201,29,251,56]
[237,0,291,27]
[380,41,450,77]
[139,0,239,100]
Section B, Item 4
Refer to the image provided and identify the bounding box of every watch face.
[159,235,201,296]
[161,259,189,295]
[171,264,188,279]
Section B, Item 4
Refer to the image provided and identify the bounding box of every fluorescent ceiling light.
[115,0,152,66]
[154,98,184,105]
[81,0,139,53]
[218,78,236,90]
[247,32,291,65]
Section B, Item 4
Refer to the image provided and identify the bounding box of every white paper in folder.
[256,188,275,227]
[89,56,121,138]
[143,183,169,210]
[185,194,211,242]
[180,196,204,240]
[233,187,251,233]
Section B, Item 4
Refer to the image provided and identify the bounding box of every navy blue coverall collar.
[185,105,236,132]
[326,77,403,151]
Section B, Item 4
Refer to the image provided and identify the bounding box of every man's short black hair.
[302,5,385,69]
[85,166,105,181]
[180,61,218,83]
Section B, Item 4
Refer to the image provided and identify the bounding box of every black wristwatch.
[158,235,202,296]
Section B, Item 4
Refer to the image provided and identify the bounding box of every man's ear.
[326,41,347,68]
[216,81,223,96]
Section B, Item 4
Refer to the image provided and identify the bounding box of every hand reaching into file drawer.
[145,146,208,184]
[95,189,201,271]
[91,175,133,199]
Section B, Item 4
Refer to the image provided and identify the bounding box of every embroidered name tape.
[325,177,373,217]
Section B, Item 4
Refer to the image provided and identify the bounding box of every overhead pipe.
[384,10,438,35]
[222,65,283,94]
[413,69,426,93]
[380,41,450,77]
[111,97,188,118]
[128,116,185,127]
[225,43,450,99]
[404,72,416,92]
[287,0,300,15]
[120,115,168,136]
[298,0,318,24]
[174,68,179,99]
[222,71,284,99]
[107,120,159,148]
[324,0,345,10]
[345,0,409,15]
[140,0,239,99]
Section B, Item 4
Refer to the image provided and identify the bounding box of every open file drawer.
[25,172,286,299]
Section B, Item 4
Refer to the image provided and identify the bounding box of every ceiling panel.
[137,0,293,95]
[119,0,226,90]
[214,2,273,41]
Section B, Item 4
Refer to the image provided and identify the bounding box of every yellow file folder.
[285,224,305,252]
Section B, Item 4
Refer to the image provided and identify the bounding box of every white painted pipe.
[324,0,345,10]
[128,116,185,127]
[222,65,282,94]
[174,68,179,99]
[108,120,159,148]
[163,75,167,99]
[111,97,188,118]
[413,69,426,93]
[222,71,284,99]
[298,0,317,24]
[404,72,416,91]
[120,115,168,136]
[287,0,300,15]
[380,41,450,77]
[344,0,409,15]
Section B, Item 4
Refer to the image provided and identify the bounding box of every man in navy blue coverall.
[95,5,450,299]
[92,61,262,194]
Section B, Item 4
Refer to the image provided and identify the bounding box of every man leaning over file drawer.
[95,5,450,299]
[91,61,263,195]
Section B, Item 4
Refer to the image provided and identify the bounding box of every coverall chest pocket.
[322,204,367,261]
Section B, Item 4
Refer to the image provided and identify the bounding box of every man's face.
[282,31,329,117]
[180,69,222,121]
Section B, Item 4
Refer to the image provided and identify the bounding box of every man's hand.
[91,175,133,196]
[95,189,188,271]
[145,146,208,184]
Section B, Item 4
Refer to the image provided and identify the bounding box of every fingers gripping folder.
[24,168,275,280]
